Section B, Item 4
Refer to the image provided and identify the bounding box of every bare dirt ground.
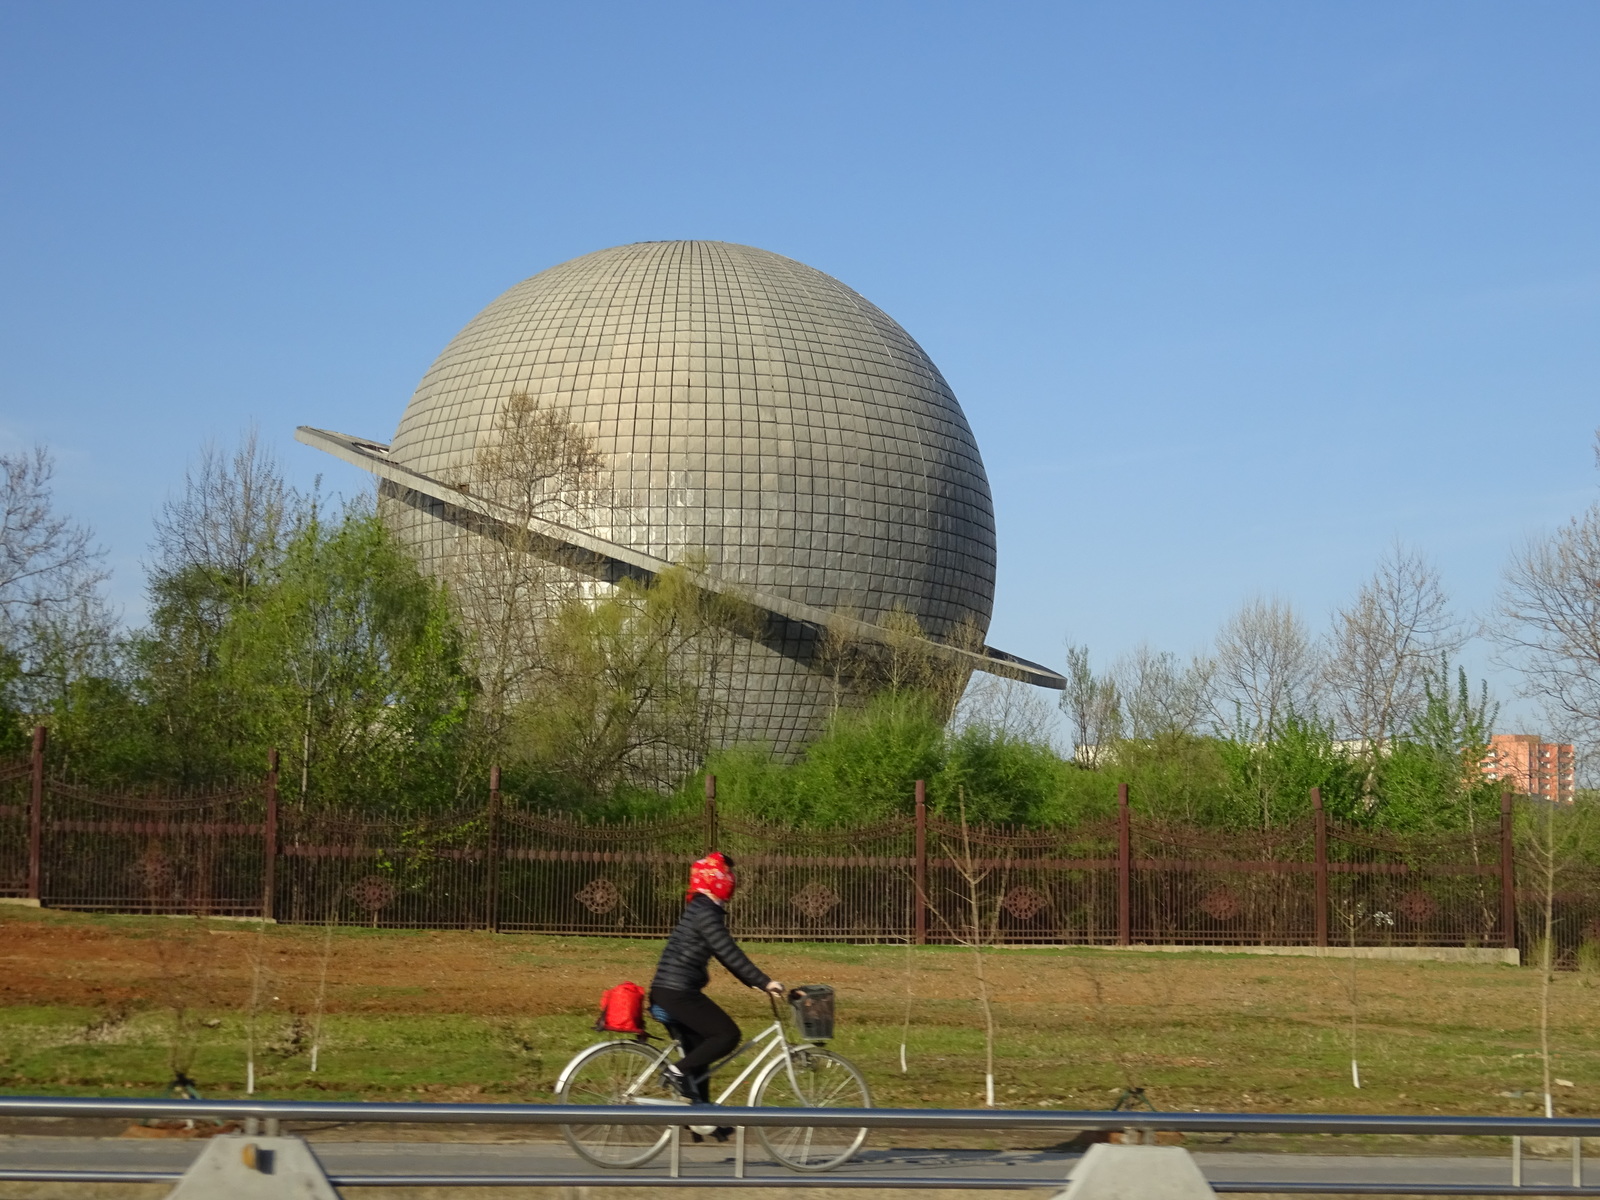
[0,906,1541,1020]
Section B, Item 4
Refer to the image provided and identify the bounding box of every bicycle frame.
[608,999,808,1108]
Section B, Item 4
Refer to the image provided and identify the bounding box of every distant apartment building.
[1481,734,1575,803]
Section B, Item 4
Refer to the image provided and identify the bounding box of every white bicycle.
[555,985,871,1172]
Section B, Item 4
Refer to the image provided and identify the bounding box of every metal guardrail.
[4,1096,1600,1192]
[9,1095,1600,1134]
[8,1172,1600,1195]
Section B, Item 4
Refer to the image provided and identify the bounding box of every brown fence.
[0,736,1587,958]
[0,748,31,899]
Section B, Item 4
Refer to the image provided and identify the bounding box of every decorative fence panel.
[0,737,1581,957]
[497,808,707,935]
[277,808,489,929]
[39,781,266,915]
[1131,820,1318,945]
[1326,824,1506,949]
[722,816,917,941]
[922,816,1120,945]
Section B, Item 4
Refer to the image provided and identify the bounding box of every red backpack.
[594,981,646,1034]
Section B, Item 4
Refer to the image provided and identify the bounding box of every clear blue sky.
[2,2,1596,728]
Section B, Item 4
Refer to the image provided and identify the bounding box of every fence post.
[26,725,45,903]
[1313,787,1328,948]
[704,775,717,851]
[486,765,502,934]
[1501,792,1517,953]
[914,780,928,946]
[263,749,279,921]
[1117,783,1131,947]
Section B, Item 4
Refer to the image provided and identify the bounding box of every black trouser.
[650,987,741,1103]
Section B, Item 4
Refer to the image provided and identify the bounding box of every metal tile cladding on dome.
[299,240,1062,761]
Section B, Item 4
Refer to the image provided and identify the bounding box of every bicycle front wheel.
[751,1046,871,1171]
[556,1041,678,1168]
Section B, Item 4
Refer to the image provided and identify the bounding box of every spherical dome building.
[302,241,1057,760]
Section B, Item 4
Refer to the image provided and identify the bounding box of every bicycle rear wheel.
[751,1046,870,1171]
[557,1041,679,1168]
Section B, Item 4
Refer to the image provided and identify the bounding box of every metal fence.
[0,755,29,898]
[2,740,1588,957]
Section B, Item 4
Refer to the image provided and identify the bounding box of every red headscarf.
[687,851,736,903]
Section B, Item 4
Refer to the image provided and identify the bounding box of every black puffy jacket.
[651,894,771,994]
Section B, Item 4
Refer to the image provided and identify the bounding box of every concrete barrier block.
[1056,1142,1216,1200]
[164,1134,341,1199]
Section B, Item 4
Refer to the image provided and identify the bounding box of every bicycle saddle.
[647,1003,688,1041]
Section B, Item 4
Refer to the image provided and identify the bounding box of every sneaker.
[661,1064,697,1102]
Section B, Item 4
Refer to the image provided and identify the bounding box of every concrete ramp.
[1058,1142,1216,1200]
[165,1134,341,1199]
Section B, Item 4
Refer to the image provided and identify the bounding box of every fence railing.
[2,730,1586,956]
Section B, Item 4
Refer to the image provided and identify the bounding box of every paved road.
[0,1134,1572,1191]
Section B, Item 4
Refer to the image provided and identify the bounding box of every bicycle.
[554,985,871,1172]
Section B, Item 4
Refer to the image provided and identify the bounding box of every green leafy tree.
[938,723,1109,826]
[1112,733,1233,826]
[507,565,760,796]
[1218,714,1364,830]
[50,433,475,806]
[790,691,949,824]
[708,689,1113,830]
[0,649,29,758]
[706,690,951,827]
[224,500,475,811]
[1371,659,1499,833]
[91,431,296,784]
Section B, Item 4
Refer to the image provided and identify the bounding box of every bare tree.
[243,915,275,1095]
[0,445,113,710]
[1059,643,1123,766]
[955,672,1060,747]
[151,428,292,616]
[1113,644,1214,739]
[1499,503,1600,750]
[443,392,612,755]
[308,894,338,1073]
[0,446,104,627]
[1324,545,1462,759]
[922,789,1008,1107]
[1213,596,1320,740]
[1324,899,1394,1091]
[150,917,219,1096]
[1515,796,1597,1119]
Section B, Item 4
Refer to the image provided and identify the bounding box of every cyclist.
[651,850,784,1107]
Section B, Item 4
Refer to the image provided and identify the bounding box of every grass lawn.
[1,905,1595,1120]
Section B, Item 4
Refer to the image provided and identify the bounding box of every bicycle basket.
[788,984,835,1040]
